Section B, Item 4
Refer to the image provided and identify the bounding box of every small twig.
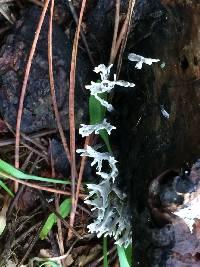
[90,246,116,267]
[114,0,135,62]
[68,0,87,239]
[13,221,42,246]
[48,0,71,165]
[116,0,135,77]
[68,135,90,239]
[20,132,47,154]
[15,0,50,191]
[38,191,82,239]
[17,221,44,267]
[109,0,120,65]
[6,122,48,157]
[0,129,57,147]
[15,209,42,233]
[77,203,91,215]
[21,142,48,161]
[113,17,127,59]
[29,240,78,265]
[2,172,81,196]
[67,1,95,67]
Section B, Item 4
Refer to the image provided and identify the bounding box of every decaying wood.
[114,0,200,266]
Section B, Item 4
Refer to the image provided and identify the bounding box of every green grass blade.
[125,245,132,266]
[40,198,71,240]
[117,245,131,267]
[99,129,112,153]
[39,261,59,267]
[89,94,112,152]
[89,94,107,124]
[0,180,14,197]
[0,159,69,185]
[103,236,108,267]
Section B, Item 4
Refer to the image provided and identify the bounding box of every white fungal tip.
[128,53,160,69]
[161,105,170,119]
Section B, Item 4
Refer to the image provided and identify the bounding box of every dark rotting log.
[112,0,200,266]
[144,160,200,267]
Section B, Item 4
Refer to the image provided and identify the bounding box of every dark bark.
[113,0,200,266]
[0,6,89,133]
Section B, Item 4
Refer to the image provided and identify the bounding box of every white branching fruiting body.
[128,53,160,69]
[79,119,116,137]
[76,145,132,247]
[85,64,135,111]
[77,146,118,183]
[78,58,159,248]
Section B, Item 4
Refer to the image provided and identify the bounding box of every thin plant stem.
[68,0,87,239]
[68,1,95,67]
[2,172,86,196]
[68,135,90,239]
[15,0,50,191]
[109,0,120,65]
[48,0,71,164]
[117,0,135,78]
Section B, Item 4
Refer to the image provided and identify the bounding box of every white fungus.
[85,64,135,111]
[161,105,170,119]
[79,119,116,137]
[128,53,160,69]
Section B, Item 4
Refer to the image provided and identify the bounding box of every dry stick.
[67,0,95,67]
[13,221,42,246]
[0,129,57,147]
[75,135,90,205]
[48,0,71,165]
[21,142,48,161]
[109,0,120,65]
[90,246,116,267]
[20,132,47,154]
[1,171,81,196]
[6,123,48,160]
[38,191,82,239]
[18,221,44,267]
[68,135,90,239]
[15,0,50,192]
[18,196,81,267]
[116,0,135,78]
[68,0,87,240]
[6,121,48,156]
[113,0,135,61]
[113,18,127,59]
